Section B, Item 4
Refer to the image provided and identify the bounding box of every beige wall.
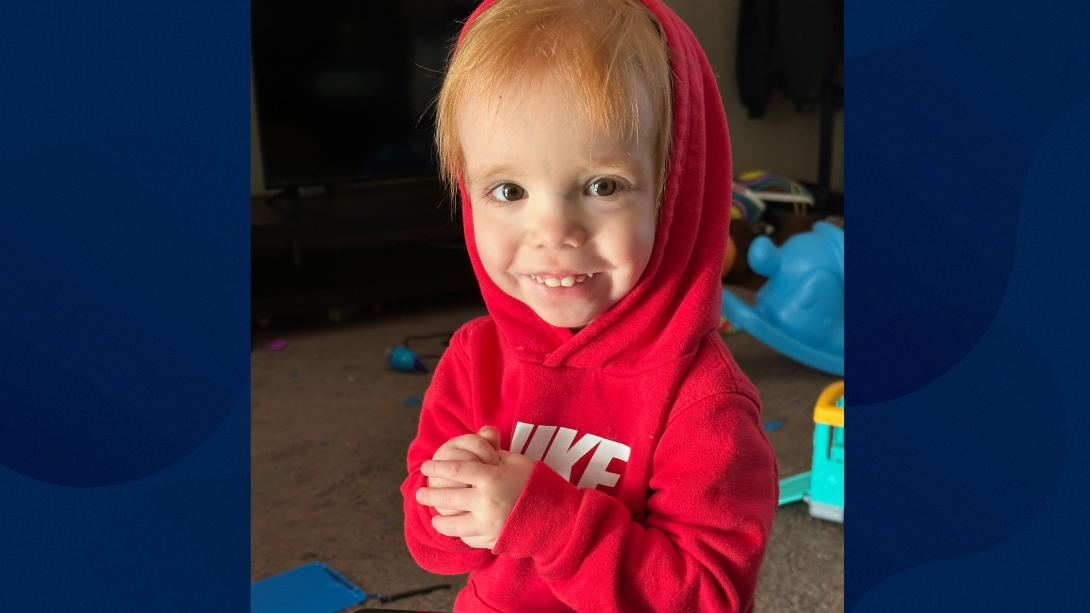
[664,0,843,191]
[250,0,843,195]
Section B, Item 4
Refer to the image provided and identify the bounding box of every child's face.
[459,81,659,329]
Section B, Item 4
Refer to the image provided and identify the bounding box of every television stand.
[251,177,478,319]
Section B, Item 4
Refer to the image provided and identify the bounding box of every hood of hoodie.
[456,0,731,374]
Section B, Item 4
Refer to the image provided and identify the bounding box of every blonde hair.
[434,0,673,207]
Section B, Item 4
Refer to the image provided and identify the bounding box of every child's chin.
[534,308,597,329]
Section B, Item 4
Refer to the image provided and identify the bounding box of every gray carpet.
[251,290,843,612]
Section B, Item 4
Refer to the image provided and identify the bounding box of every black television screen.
[252,0,479,190]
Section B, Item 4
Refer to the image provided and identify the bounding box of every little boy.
[400,1,779,611]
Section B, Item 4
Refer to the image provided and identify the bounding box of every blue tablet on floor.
[252,562,367,613]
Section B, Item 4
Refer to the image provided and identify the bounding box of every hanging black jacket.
[736,0,841,117]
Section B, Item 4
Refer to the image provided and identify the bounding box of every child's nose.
[529,200,587,250]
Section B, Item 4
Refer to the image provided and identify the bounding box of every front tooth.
[560,276,576,287]
[587,272,594,278]
[576,275,587,282]
[544,277,561,287]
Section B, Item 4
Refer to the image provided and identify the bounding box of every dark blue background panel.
[0,395,250,612]
[847,0,1090,405]
[851,92,1090,613]
[847,0,1090,609]
[0,0,249,610]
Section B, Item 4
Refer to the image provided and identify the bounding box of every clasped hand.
[416,426,534,550]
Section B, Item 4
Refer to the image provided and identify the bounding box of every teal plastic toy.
[387,346,427,373]
[778,381,844,523]
[722,221,843,376]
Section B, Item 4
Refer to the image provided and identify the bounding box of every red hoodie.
[401,1,779,611]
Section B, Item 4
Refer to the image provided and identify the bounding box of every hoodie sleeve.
[492,390,778,612]
[400,329,494,575]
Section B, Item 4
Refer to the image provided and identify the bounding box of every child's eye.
[587,178,620,197]
[490,183,526,202]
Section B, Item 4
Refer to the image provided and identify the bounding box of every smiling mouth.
[528,272,595,288]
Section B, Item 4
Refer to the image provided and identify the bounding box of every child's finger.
[421,459,490,486]
[433,447,479,463]
[431,512,480,538]
[428,476,469,490]
[478,426,501,451]
[460,534,495,550]
[496,448,535,469]
[457,434,501,466]
[416,485,475,511]
[439,434,500,466]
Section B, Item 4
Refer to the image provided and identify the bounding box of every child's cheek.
[476,238,518,294]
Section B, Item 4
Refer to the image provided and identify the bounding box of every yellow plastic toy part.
[813,380,844,427]
[738,169,768,181]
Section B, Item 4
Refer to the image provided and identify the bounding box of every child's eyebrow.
[468,157,640,184]
[467,163,520,184]
[581,156,640,174]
